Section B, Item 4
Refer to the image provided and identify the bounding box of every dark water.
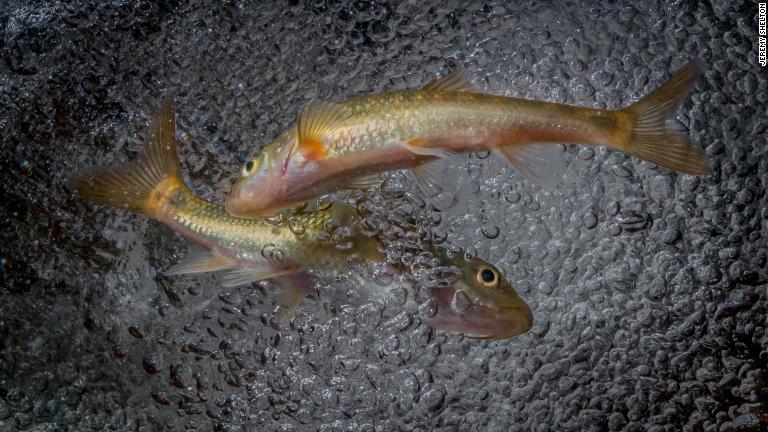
[1,1,767,431]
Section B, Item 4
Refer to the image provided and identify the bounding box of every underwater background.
[1,1,766,431]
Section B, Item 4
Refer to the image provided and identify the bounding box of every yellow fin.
[294,100,351,161]
[620,60,711,175]
[68,97,185,216]
[422,62,482,93]
[164,251,234,276]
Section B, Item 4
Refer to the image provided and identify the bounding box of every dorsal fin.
[422,64,482,93]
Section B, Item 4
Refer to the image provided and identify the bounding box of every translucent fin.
[331,200,359,225]
[272,273,317,310]
[496,144,567,188]
[423,63,482,93]
[318,272,384,307]
[220,267,296,288]
[403,138,457,158]
[411,160,446,198]
[68,97,185,216]
[294,100,351,161]
[620,60,711,175]
[344,173,382,190]
[164,251,234,276]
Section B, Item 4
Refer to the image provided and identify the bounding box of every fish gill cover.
[0,1,766,431]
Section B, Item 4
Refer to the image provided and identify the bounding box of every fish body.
[227,61,711,217]
[69,98,533,339]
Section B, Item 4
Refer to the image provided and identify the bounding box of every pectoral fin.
[403,138,457,159]
[220,267,296,288]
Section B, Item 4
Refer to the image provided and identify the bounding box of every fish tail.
[68,97,187,217]
[618,60,711,175]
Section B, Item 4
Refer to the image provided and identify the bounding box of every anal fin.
[495,144,567,188]
[411,160,447,198]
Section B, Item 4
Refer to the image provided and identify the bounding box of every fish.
[68,98,533,339]
[225,60,711,217]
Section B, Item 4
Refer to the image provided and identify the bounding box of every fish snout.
[493,304,534,339]
[225,179,253,217]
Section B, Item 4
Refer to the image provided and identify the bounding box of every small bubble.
[128,326,144,339]
[261,243,285,262]
[420,385,446,410]
[419,296,438,318]
[450,290,472,315]
[143,353,162,375]
[263,214,285,226]
[505,190,521,203]
[480,225,500,240]
[287,217,306,235]
[582,211,597,229]
[578,148,595,160]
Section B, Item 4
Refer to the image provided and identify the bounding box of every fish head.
[423,256,533,340]
[226,131,322,217]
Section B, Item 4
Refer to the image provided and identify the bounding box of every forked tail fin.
[620,60,711,175]
[68,97,186,217]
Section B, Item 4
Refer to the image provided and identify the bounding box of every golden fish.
[226,60,710,217]
[68,98,533,339]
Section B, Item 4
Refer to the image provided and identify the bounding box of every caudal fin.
[621,60,711,175]
[68,97,185,217]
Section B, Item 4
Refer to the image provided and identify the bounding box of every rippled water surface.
[1,1,767,431]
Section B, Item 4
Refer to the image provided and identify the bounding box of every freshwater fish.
[68,98,533,339]
[226,60,710,217]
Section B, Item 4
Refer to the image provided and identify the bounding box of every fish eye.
[241,158,259,176]
[477,267,498,286]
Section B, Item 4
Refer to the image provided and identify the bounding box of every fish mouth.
[422,290,533,340]
[224,179,251,216]
[225,175,285,217]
